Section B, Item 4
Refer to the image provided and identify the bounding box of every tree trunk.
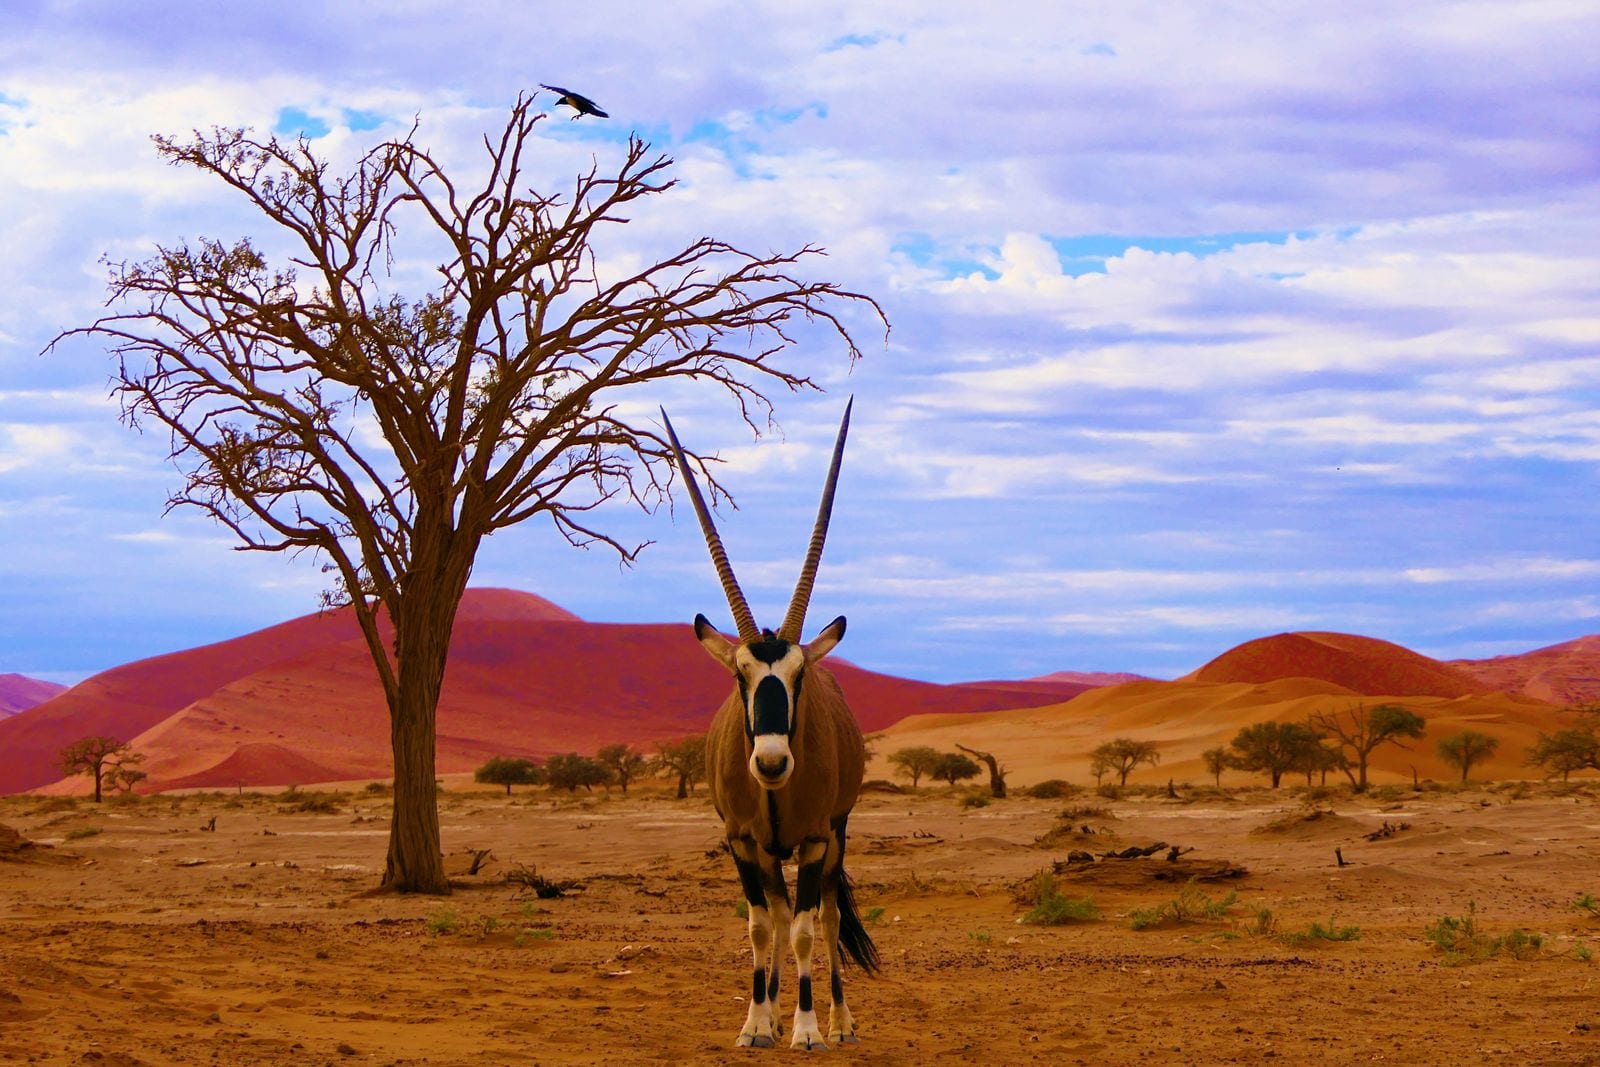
[676,773,689,798]
[957,744,1007,799]
[380,550,470,895]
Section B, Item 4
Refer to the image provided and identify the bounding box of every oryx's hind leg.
[820,891,856,1044]
[788,838,831,1051]
[731,841,782,1048]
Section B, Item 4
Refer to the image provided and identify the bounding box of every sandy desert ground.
[6,779,1600,1066]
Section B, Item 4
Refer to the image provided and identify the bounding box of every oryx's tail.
[835,865,880,974]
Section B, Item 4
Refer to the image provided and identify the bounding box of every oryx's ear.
[694,613,740,672]
[804,615,847,664]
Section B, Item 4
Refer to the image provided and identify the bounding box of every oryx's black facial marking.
[748,632,790,664]
[752,676,789,735]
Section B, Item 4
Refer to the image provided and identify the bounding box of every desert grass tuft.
[1129,883,1237,930]
[1424,902,1542,965]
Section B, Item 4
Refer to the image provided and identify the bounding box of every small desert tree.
[653,735,707,798]
[59,737,141,803]
[1089,738,1160,787]
[1436,731,1499,784]
[1526,729,1600,781]
[474,756,543,796]
[544,753,611,793]
[54,95,881,893]
[1228,721,1322,789]
[1309,704,1427,792]
[1201,746,1230,787]
[888,746,942,788]
[932,752,981,787]
[596,743,648,795]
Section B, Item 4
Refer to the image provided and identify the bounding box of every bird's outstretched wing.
[540,84,609,118]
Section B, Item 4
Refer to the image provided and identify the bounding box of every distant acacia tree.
[1309,704,1427,792]
[1526,729,1600,781]
[1089,738,1160,787]
[544,753,611,793]
[473,756,543,796]
[653,735,707,798]
[1201,746,1230,787]
[1436,731,1500,783]
[931,752,981,787]
[55,95,880,893]
[888,746,942,788]
[59,737,142,803]
[1228,721,1322,789]
[596,743,648,795]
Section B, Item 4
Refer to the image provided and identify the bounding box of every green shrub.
[65,826,102,841]
[426,908,461,936]
[1018,871,1099,926]
[961,793,990,810]
[1024,779,1080,800]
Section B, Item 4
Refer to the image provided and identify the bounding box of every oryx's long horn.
[778,398,852,643]
[661,408,760,644]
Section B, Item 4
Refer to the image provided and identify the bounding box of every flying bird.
[541,84,608,119]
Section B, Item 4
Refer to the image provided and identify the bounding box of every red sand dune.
[1186,631,1489,698]
[1451,635,1600,706]
[0,674,65,717]
[0,589,578,794]
[5,589,1060,794]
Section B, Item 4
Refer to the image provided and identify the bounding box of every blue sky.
[2,3,1598,685]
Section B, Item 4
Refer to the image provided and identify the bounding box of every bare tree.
[53,96,881,893]
[956,743,1007,798]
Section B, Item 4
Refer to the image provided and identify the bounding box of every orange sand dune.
[873,676,1563,788]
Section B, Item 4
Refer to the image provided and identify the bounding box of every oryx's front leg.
[789,839,831,1051]
[731,843,780,1048]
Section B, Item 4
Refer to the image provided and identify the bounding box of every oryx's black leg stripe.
[752,968,767,1005]
[734,855,766,907]
[830,966,843,1005]
[797,975,814,1014]
[768,966,780,1002]
[795,860,825,913]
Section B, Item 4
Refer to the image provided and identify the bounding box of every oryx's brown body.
[664,400,878,1052]
[706,662,864,859]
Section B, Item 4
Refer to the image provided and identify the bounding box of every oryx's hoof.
[829,1032,859,1045]
[790,1030,831,1052]
[735,1032,775,1049]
